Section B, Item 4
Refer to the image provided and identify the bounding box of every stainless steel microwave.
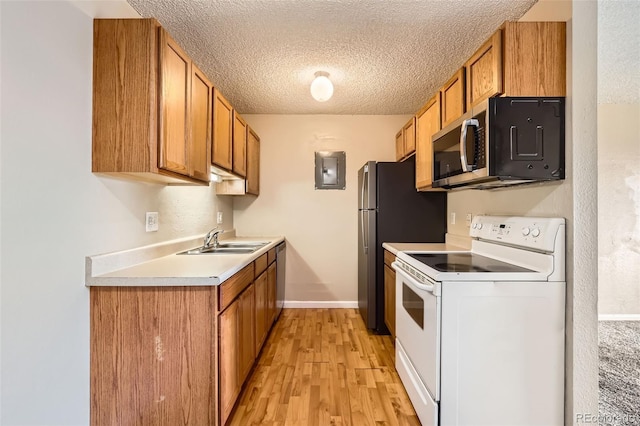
[431,97,565,189]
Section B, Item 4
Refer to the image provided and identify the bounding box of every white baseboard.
[598,314,640,321]
[283,301,358,309]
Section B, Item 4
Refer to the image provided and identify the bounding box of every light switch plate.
[146,212,159,232]
[217,211,223,225]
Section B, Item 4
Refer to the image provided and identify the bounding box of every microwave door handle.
[460,118,480,172]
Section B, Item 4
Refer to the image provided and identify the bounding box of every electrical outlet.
[450,212,456,225]
[466,213,473,227]
[146,212,159,232]
[216,211,223,225]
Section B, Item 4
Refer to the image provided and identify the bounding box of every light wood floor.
[229,308,420,426]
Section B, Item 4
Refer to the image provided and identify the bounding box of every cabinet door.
[246,127,260,195]
[267,263,277,327]
[158,28,190,176]
[212,89,233,171]
[254,271,268,353]
[219,300,240,425]
[232,112,247,177]
[415,94,442,190]
[502,22,566,97]
[395,130,404,161]
[403,117,416,158]
[238,285,255,385]
[440,68,466,128]
[465,29,503,110]
[384,264,396,339]
[190,64,212,182]
[91,286,216,426]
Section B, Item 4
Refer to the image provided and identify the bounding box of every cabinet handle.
[460,118,479,172]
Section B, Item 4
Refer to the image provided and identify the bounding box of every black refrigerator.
[357,156,447,332]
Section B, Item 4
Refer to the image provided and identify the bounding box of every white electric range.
[392,216,566,426]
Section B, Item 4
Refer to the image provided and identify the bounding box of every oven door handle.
[392,262,438,295]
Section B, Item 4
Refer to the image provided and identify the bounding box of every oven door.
[393,263,441,425]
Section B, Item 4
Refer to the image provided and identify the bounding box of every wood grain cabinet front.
[219,282,256,425]
[395,117,416,162]
[232,111,248,178]
[212,89,234,172]
[254,271,269,353]
[465,22,566,110]
[219,294,241,425]
[395,130,404,162]
[246,127,260,195]
[383,250,396,339]
[402,117,416,159]
[440,68,466,128]
[189,65,213,182]
[92,19,210,185]
[267,262,277,327]
[415,94,444,191]
[90,286,217,426]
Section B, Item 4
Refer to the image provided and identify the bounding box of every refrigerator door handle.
[361,211,368,254]
[361,168,368,210]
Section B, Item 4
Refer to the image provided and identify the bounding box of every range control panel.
[469,216,565,252]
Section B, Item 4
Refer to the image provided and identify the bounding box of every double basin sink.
[178,241,268,255]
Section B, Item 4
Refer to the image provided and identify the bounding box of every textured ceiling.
[126,0,538,114]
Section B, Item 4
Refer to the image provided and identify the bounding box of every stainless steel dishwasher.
[275,242,286,320]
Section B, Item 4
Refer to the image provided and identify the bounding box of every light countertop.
[85,234,285,287]
[382,234,472,255]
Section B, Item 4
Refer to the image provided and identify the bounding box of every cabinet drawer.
[254,253,268,278]
[267,248,276,265]
[219,263,254,312]
[384,250,396,268]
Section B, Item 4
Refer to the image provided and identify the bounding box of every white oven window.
[402,283,424,329]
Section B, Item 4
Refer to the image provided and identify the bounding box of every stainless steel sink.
[177,241,268,255]
[216,241,268,249]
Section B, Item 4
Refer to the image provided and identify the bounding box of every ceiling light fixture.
[310,71,333,102]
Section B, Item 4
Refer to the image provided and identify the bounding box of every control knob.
[531,228,541,238]
[522,227,531,236]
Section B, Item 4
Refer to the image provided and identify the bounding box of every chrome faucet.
[203,227,224,248]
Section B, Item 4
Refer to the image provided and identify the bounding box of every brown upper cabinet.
[395,117,416,161]
[246,127,260,195]
[232,112,247,177]
[92,19,209,185]
[190,65,213,182]
[465,30,503,110]
[415,94,443,191]
[403,117,416,158]
[212,88,234,172]
[465,22,566,110]
[440,68,466,128]
[395,130,404,161]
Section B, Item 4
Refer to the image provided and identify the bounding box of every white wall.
[597,105,640,316]
[234,115,409,304]
[447,0,599,423]
[597,0,640,317]
[0,2,232,424]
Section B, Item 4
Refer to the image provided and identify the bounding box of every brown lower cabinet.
[220,283,255,424]
[91,253,281,426]
[90,286,217,426]
[383,250,396,339]
[267,262,277,325]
